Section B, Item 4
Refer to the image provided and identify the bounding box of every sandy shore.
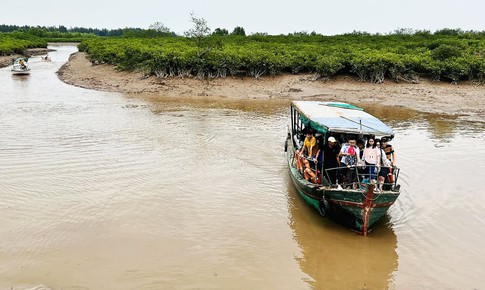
[24,51,485,120]
[0,55,21,68]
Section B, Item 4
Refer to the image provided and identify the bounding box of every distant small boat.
[11,57,31,75]
[285,101,401,236]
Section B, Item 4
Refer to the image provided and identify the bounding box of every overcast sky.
[3,0,484,35]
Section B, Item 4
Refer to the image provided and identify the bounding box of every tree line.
[0,24,245,38]
[1,24,127,37]
[1,20,484,84]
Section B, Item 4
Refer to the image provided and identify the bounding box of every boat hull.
[11,70,30,75]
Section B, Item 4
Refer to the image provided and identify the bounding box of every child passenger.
[338,136,361,188]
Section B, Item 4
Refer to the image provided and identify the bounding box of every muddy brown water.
[1,44,484,290]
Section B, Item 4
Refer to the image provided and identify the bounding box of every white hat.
[328,136,336,143]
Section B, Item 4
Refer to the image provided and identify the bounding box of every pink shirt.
[363,147,381,165]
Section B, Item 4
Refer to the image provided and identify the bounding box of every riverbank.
[56,52,484,120]
[0,54,21,68]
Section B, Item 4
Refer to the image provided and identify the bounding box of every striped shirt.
[382,144,394,160]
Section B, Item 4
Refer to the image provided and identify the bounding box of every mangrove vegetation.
[78,30,485,84]
[1,22,484,84]
[0,32,47,55]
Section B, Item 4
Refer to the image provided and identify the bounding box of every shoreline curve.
[16,50,485,120]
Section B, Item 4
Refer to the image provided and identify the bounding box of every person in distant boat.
[323,136,340,185]
[338,136,361,188]
[19,59,26,69]
[363,137,381,185]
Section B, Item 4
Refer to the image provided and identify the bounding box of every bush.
[431,44,462,61]
[443,58,471,84]
[315,55,344,79]
[0,32,47,55]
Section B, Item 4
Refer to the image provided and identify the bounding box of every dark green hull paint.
[287,144,399,235]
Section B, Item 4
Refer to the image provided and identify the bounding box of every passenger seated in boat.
[295,149,304,173]
[19,59,26,69]
[294,142,304,174]
[300,130,320,181]
[303,133,325,183]
[304,166,318,182]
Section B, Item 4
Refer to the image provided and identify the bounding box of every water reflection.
[363,104,484,143]
[135,93,290,115]
[286,176,398,290]
[10,74,31,89]
[363,103,421,124]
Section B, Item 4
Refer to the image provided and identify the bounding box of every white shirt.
[340,144,360,165]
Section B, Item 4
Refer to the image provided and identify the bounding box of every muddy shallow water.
[1,44,484,289]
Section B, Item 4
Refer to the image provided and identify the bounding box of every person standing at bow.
[338,136,361,188]
[363,137,381,185]
[378,137,397,191]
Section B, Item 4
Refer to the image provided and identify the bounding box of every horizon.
[3,0,484,36]
[1,23,482,37]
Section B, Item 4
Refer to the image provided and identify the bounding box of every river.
[1,44,484,290]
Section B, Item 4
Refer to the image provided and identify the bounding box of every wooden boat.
[285,101,401,235]
[11,57,31,75]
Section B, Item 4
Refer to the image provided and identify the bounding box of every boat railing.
[323,165,400,191]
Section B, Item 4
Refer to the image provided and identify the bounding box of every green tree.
[434,28,464,35]
[184,12,212,57]
[149,22,171,34]
[213,28,229,36]
[27,27,46,37]
[231,26,246,36]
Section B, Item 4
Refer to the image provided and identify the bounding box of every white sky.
[2,0,484,35]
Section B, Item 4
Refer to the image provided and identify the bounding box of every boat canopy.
[292,101,394,136]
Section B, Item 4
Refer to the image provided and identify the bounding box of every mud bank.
[53,52,483,121]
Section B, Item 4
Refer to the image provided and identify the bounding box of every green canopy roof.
[292,101,394,136]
